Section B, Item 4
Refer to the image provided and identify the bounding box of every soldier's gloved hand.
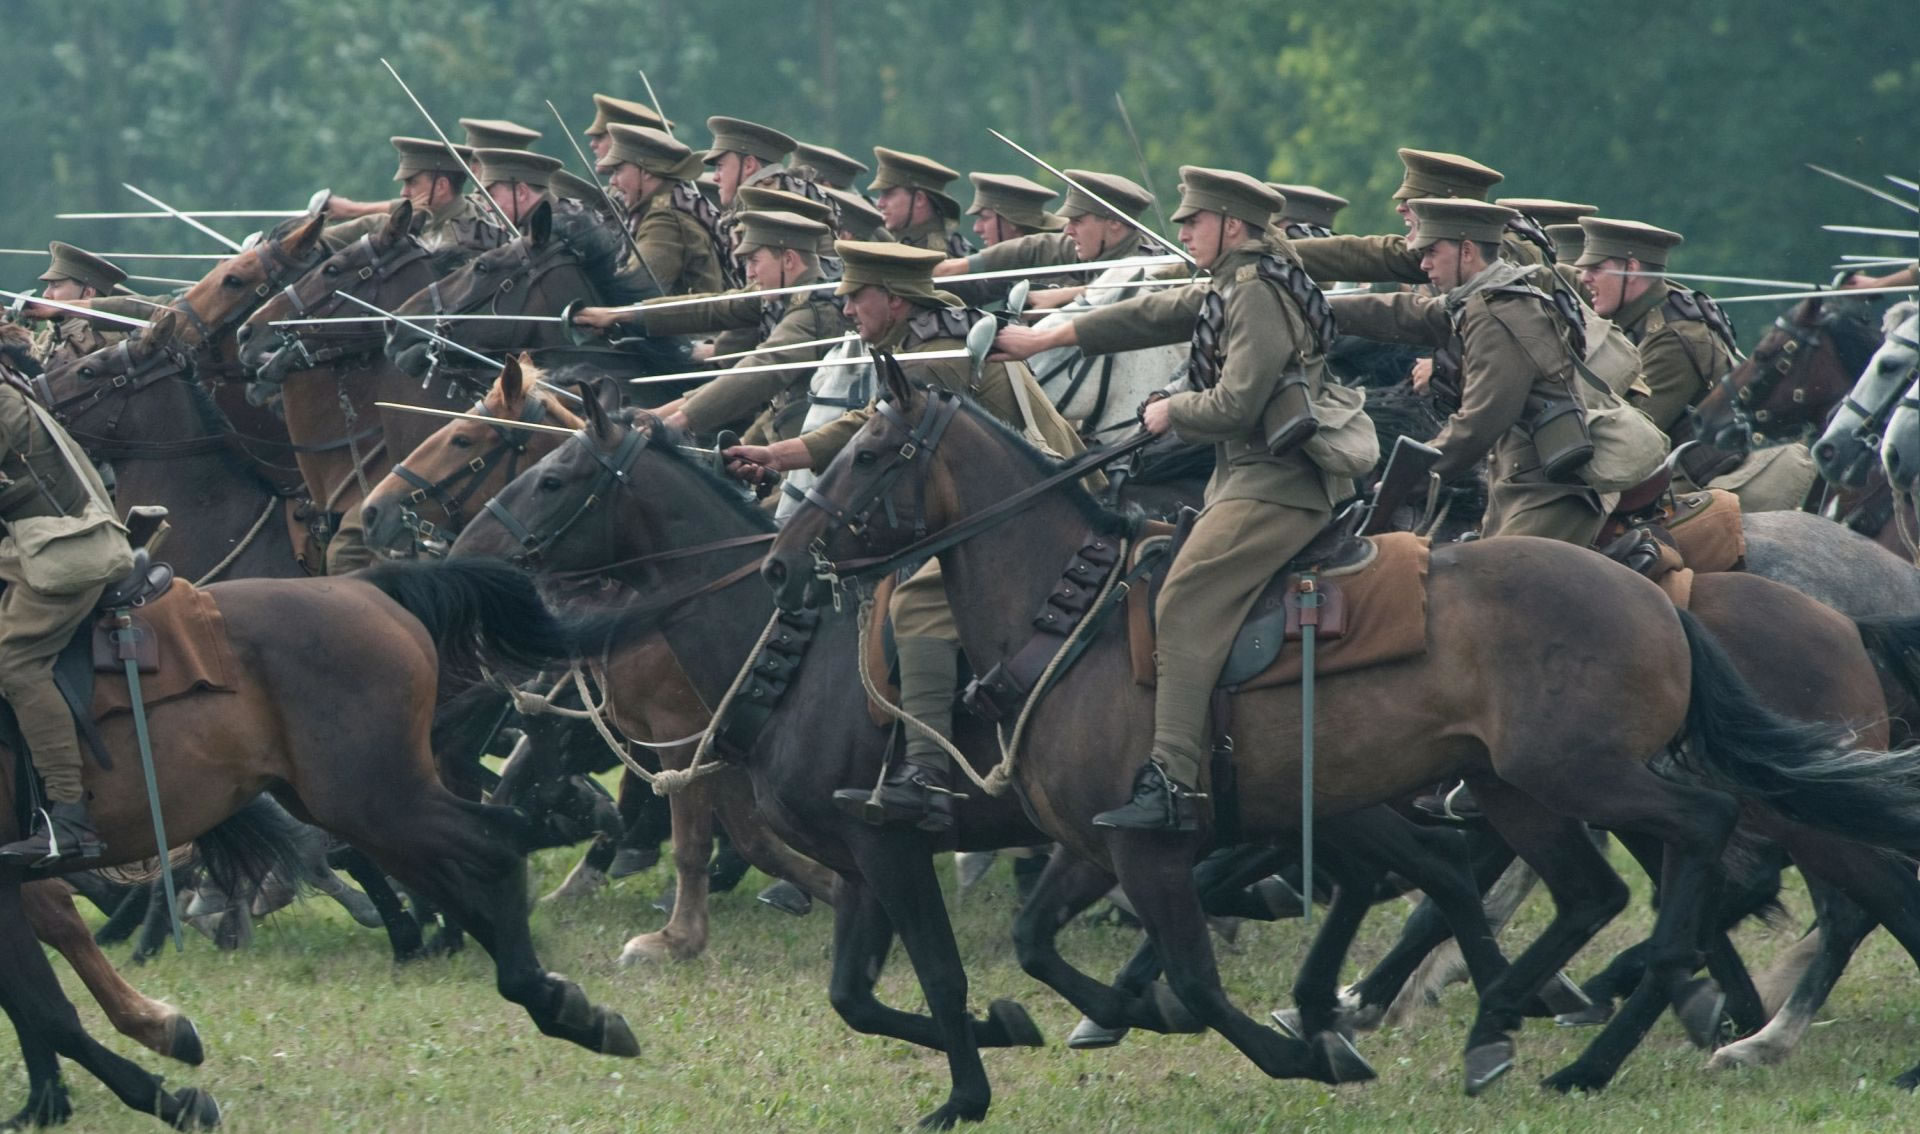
[1138,390,1172,435]
[571,306,633,334]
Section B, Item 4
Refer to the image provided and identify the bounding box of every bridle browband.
[390,392,553,547]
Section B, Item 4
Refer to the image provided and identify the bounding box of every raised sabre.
[379,58,520,239]
[0,248,227,261]
[1607,270,1817,290]
[1114,92,1173,238]
[1807,165,1920,214]
[1890,174,1920,193]
[545,98,663,296]
[707,333,857,363]
[60,210,304,221]
[629,349,969,386]
[638,71,673,140]
[0,290,153,329]
[121,184,245,253]
[375,401,580,435]
[271,313,567,327]
[1822,225,1920,239]
[334,292,504,370]
[1712,284,1918,304]
[988,129,1197,267]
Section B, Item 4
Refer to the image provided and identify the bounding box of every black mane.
[615,408,774,533]
[549,201,657,307]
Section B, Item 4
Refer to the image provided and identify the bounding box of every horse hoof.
[953,851,998,893]
[1535,972,1592,1017]
[2,1082,71,1129]
[1310,1030,1377,1084]
[1144,982,1201,1034]
[1251,876,1306,919]
[618,933,679,966]
[1463,1039,1516,1097]
[608,847,659,880]
[167,1015,206,1066]
[170,1086,221,1130]
[985,999,1044,1048]
[1337,987,1387,1034]
[755,880,812,916]
[1674,979,1727,1049]
[1540,1061,1610,1095]
[599,1011,641,1058]
[1708,1037,1781,1071]
[914,1099,984,1130]
[1892,1065,1920,1091]
[1066,1016,1128,1050]
[1555,1001,1614,1028]
[1269,1007,1302,1040]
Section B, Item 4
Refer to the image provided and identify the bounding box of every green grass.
[31,841,1920,1132]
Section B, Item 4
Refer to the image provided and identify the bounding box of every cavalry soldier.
[994,168,1350,831]
[823,186,889,241]
[718,242,1088,830]
[964,173,1063,247]
[577,211,849,443]
[460,117,542,151]
[1267,183,1349,238]
[25,243,139,370]
[324,136,503,249]
[596,124,728,296]
[936,170,1155,278]
[738,185,842,277]
[473,149,564,228]
[1329,198,1619,544]
[868,148,971,257]
[1499,198,1597,290]
[793,142,869,193]
[1576,217,1737,438]
[704,117,804,209]
[0,364,130,865]
[1546,223,1588,273]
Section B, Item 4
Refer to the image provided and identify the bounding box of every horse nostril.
[761,559,787,588]
[1814,441,1835,464]
[235,324,252,345]
[362,503,381,531]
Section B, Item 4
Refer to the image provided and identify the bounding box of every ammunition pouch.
[1525,390,1595,484]
[1261,375,1319,458]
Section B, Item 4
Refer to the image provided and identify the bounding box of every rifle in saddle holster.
[1355,436,1443,537]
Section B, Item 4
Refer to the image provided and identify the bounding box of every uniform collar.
[1613,277,1673,334]
[895,218,951,249]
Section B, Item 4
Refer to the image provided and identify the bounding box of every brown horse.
[764,377,1920,1098]
[0,559,634,1128]
[368,361,839,961]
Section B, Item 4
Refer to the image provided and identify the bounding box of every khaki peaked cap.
[1267,183,1349,229]
[1394,148,1503,201]
[823,187,887,239]
[869,147,961,216]
[737,186,834,226]
[1495,198,1598,227]
[833,240,945,303]
[1575,217,1685,269]
[793,142,868,189]
[1545,224,1587,265]
[596,124,694,177]
[459,118,541,151]
[474,149,563,189]
[391,136,476,182]
[1169,166,1283,228]
[966,173,1063,231]
[1056,170,1153,221]
[585,94,670,137]
[1406,198,1517,250]
[734,210,830,256]
[39,242,127,294]
[703,116,797,166]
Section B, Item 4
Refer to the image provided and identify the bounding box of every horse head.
[45,309,199,450]
[1811,298,1920,486]
[362,352,586,556]
[1869,304,1920,491]
[237,199,432,386]
[172,212,330,369]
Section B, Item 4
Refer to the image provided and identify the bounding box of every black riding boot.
[833,637,961,833]
[0,801,104,867]
[1092,761,1203,832]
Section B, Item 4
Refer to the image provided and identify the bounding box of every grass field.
[32,840,1920,1133]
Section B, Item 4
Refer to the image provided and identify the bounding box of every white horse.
[1872,302,1920,490]
[1814,300,1919,488]
[1024,263,1191,436]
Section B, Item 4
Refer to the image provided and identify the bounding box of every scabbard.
[118,614,183,951]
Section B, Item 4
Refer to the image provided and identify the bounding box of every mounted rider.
[596,124,728,297]
[472,149,564,230]
[719,241,1089,831]
[935,170,1156,280]
[964,174,1064,248]
[995,168,1355,830]
[1267,183,1349,239]
[0,371,132,865]
[324,136,506,251]
[868,148,972,258]
[24,243,146,370]
[1575,217,1737,439]
[737,186,843,279]
[792,142,870,194]
[574,210,850,444]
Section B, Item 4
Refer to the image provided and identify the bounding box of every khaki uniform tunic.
[1070,236,1341,784]
[626,186,726,297]
[1612,280,1735,438]
[1329,267,1612,543]
[639,277,851,441]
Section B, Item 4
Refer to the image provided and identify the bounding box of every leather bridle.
[390,393,553,547]
[259,234,436,375]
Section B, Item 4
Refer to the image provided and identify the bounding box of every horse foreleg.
[712,769,837,905]
[331,845,424,961]
[618,775,716,964]
[1711,876,1872,1071]
[22,880,203,1066]
[0,883,218,1128]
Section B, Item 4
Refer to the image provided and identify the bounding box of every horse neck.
[931,423,1105,666]
[512,261,599,352]
[278,359,385,506]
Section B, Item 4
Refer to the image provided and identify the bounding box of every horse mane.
[548,201,655,306]
[1819,296,1891,374]
[940,394,1134,537]
[181,372,284,495]
[1363,382,1488,526]
[1885,300,1919,337]
[615,408,776,534]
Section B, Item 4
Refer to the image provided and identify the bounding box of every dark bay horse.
[367,359,840,963]
[0,560,635,1128]
[451,407,1513,1125]
[763,377,1920,1097]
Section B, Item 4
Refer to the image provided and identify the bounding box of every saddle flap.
[93,614,159,674]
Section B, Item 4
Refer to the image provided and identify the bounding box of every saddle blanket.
[92,581,239,718]
[1128,530,1432,692]
[1647,488,1745,609]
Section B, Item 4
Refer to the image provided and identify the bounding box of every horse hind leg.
[619,773,717,964]
[22,880,202,1066]
[1711,874,1873,1071]
[0,883,218,1128]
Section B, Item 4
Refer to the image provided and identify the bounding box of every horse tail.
[191,793,311,899]
[360,559,571,672]
[1675,607,1920,847]
[1852,612,1920,733]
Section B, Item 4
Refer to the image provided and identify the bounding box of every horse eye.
[223,275,244,289]
[323,264,340,276]
[78,367,95,381]
[450,434,473,449]
[474,261,492,274]
[854,450,877,466]
[539,474,564,492]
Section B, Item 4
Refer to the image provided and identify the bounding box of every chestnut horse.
[764,376,1920,1098]
[0,559,634,1128]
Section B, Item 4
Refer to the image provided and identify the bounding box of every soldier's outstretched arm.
[1293,234,1427,286]
[1326,292,1449,348]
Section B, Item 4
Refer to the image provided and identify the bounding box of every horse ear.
[591,375,622,413]
[527,199,554,246]
[143,308,181,351]
[879,352,915,408]
[578,382,612,439]
[498,353,524,407]
[380,198,414,246]
[286,210,326,253]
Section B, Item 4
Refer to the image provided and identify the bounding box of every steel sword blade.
[0,290,152,328]
[989,129,1196,266]
[1608,270,1817,290]
[336,292,502,369]
[1823,225,1920,239]
[1807,164,1920,214]
[374,402,580,435]
[706,333,858,363]
[60,210,304,220]
[121,184,244,252]
[629,349,969,385]
[1711,284,1918,304]
[379,58,519,239]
